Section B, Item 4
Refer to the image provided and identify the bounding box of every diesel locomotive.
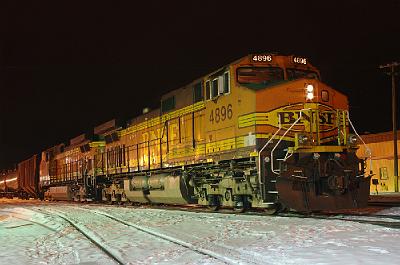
[4,54,372,212]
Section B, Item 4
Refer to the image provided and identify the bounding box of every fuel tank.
[123,173,195,204]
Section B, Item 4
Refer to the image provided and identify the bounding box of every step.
[292,175,307,179]
[261,202,275,206]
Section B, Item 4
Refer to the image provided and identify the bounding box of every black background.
[1,0,400,168]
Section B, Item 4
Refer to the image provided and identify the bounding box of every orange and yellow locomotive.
[40,53,371,212]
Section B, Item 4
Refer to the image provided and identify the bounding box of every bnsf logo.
[271,104,337,132]
[278,111,335,125]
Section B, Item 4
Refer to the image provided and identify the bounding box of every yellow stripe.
[255,133,270,139]
[89,141,106,148]
[121,102,205,136]
[238,112,269,128]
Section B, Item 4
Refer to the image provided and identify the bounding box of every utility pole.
[379,62,399,192]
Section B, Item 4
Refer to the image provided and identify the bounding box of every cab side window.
[193,82,203,103]
[205,71,230,100]
[205,81,211,100]
[212,79,218,98]
[223,71,230,94]
[161,96,175,113]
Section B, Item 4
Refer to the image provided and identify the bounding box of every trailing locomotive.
[8,54,372,212]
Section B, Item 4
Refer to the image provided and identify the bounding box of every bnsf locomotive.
[3,54,372,212]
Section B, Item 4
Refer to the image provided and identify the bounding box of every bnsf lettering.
[278,111,335,125]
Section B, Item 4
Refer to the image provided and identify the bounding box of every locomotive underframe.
[42,143,371,213]
[98,157,265,210]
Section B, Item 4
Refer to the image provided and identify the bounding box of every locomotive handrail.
[257,116,282,193]
[270,108,311,175]
[345,110,373,174]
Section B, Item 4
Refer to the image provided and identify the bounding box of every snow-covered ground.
[1,199,400,265]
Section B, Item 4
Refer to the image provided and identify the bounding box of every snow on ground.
[375,207,400,216]
[1,199,400,265]
[0,203,117,265]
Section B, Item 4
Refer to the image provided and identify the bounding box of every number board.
[252,54,272,62]
[293,57,307,65]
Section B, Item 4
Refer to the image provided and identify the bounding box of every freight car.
[18,155,42,199]
[0,170,18,198]
[0,155,41,199]
[36,53,372,212]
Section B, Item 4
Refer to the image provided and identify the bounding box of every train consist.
[1,54,372,212]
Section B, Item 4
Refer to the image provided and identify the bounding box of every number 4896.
[209,104,233,124]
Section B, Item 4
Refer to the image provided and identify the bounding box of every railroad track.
[50,210,126,265]
[27,208,123,265]
[277,212,400,229]
[90,209,245,265]
[0,208,58,232]
[82,201,400,230]
[40,206,252,265]
[76,205,273,265]
[368,201,400,208]
[15,199,400,231]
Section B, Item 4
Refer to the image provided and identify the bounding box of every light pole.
[379,62,399,192]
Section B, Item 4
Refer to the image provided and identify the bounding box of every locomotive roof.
[126,53,320,131]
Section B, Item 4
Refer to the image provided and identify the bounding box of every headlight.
[306,92,314,100]
[348,134,358,145]
[305,84,314,100]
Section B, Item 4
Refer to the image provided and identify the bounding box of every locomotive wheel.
[263,207,278,215]
[207,195,221,211]
[263,203,282,215]
[207,205,220,211]
[233,206,245,213]
[233,195,248,213]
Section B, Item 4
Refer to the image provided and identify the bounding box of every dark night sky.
[1,0,400,168]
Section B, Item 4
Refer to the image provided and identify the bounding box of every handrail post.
[257,116,282,200]
[270,108,310,175]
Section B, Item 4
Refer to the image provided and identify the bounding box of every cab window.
[237,67,284,89]
[223,72,229,94]
[205,71,230,100]
[205,81,211,100]
[286,68,319,80]
[161,96,175,113]
[193,82,203,103]
[211,79,218,98]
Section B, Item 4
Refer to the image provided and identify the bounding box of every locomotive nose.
[276,153,371,212]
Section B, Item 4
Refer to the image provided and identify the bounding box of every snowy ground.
[1,199,400,265]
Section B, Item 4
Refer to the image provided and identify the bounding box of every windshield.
[237,67,284,89]
[287,68,319,80]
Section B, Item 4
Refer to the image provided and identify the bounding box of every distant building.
[357,131,400,194]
